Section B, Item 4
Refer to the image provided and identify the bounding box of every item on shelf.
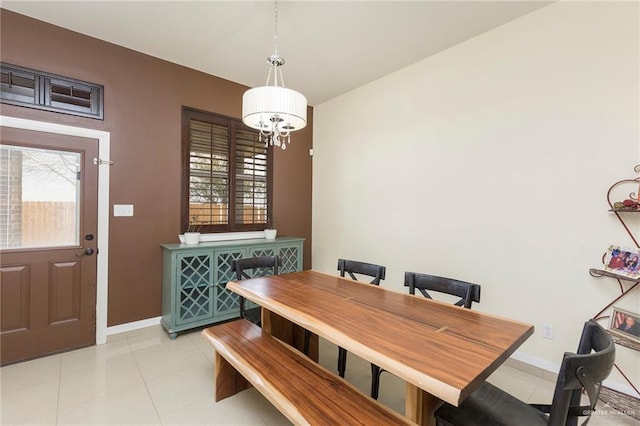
[603,245,640,279]
[613,199,640,210]
[609,307,640,343]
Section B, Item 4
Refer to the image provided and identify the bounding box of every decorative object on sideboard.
[183,232,201,245]
[183,216,202,245]
[264,218,277,240]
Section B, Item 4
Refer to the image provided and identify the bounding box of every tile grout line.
[55,354,62,425]
[127,333,165,425]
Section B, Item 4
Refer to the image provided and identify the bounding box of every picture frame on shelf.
[603,245,640,279]
[609,307,640,342]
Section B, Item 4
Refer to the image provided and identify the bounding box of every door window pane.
[0,144,81,249]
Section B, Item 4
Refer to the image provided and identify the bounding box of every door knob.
[84,248,95,256]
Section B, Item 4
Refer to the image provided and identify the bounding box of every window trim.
[181,106,273,234]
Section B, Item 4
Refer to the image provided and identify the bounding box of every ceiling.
[2,1,552,106]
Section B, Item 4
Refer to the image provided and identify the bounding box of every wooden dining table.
[227,270,534,426]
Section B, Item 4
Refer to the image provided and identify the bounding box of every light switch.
[113,204,134,217]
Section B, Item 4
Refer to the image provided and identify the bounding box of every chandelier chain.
[273,0,279,57]
[265,65,273,86]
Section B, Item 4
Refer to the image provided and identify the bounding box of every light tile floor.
[1,324,638,425]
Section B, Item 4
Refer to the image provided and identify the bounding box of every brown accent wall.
[0,10,313,326]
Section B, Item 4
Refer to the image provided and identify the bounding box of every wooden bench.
[202,319,412,425]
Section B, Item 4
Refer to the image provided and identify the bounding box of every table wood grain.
[227,270,534,425]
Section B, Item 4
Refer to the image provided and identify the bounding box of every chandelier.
[242,0,307,150]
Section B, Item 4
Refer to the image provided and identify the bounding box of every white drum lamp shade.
[242,86,307,132]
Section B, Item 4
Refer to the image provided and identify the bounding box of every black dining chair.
[435,319,615,426]
[231,255,279,327]
[335,258,386,378]
[370,271,481,400]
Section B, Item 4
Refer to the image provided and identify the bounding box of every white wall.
[313,1,640,394]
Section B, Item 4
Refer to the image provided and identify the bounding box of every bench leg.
[214,351,250,401]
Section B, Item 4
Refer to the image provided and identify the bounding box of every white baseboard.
[105,316,162,337]
[510,349,561,374]
[511,349,638,398]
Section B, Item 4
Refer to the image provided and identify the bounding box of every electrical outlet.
[542,322,554,340]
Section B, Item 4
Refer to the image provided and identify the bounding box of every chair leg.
[337,347,347,378]
[303,329,310,356]
[239,296,246,319]
[370,363,382,399]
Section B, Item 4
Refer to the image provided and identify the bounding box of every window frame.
[181,107,273,234]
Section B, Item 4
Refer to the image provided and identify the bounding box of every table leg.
[405,383,443,426]
[262,308,319,361]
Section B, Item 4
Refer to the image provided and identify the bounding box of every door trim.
[1,115,110,345]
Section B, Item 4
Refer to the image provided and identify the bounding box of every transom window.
[1,62,104,120]
[182,107,272,233]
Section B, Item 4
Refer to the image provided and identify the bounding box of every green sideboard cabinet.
[161,237,304,339]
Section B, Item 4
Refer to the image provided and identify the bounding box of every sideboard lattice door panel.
[213,248,246,317]
[176,253,213,325]
[279,245,301,273]
[249,247,276,259]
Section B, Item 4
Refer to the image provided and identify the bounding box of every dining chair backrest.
[232,255,279,280]
[231,256,279,325]
[404,271,481,309]
[370,271,480,399]
[337,258,386,285]
[546,319,615,426]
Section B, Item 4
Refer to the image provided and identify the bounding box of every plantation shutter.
[183,108,271,233]
[188,119,229,228]
[235,129,268,225]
